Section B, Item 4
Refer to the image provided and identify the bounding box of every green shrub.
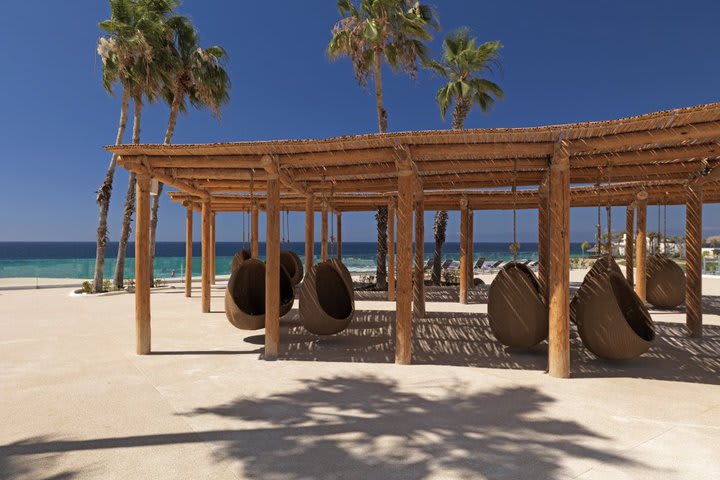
[81,281,92,293]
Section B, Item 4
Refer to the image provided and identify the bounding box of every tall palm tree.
[100,0,179,289]
[428,28,503,130]
[93,0,172,292]
[328,0,438,289]
[427,28,503,281]
[148,17,231,283]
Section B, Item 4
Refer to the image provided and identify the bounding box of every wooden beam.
[305,195,314,274]
[459,198,469,304]
[135,174,152,355]
[396,170,414,365]
[625,205,634,285]
[321,202,328,262]
[387,198,396,301]
[264,159,281,359]
[467,209,474,290]
[185,206,193,298]
[635,193,648,302]
[251,201,259,258]
[413,189,425,317]
[537,173,550,301]
[337,212,343,261]
[201,199,212,313]
[210,212,216,285]
[548,141,571,378]
[686,183,703,337]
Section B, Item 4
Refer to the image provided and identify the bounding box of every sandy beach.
[1,269,719,479]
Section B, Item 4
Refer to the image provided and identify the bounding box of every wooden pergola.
[108,102,720,378]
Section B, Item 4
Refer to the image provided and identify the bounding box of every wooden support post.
[686,183,703,337]
[635,195,648,302]
[305,195,314,273]
[413,189,425,317]
[264,158,281,358]
[337,212,343,260]
[251,201,259,258]
[548,141,570,378]
[459,198,469,304]
[388,198,396,301]
[210,212,216,285]
[135,174,151,354]
[467,209,474,289]
[321,202,328,262]
[201,199,211,313]
[185,206,192,298]
[538,174,550,301]
[625,205,634,285]
[396,171,414,364]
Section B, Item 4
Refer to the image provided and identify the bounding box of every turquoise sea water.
[0,241,586,279]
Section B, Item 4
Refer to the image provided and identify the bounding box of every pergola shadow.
[354,285,488,303]
[277,307,720,385]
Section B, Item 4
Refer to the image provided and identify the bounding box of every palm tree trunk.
[432,210,448,285]
[113,97,142,289]
[451,97,471,130]
[92,88,130,293]
[373,49,388,133]
[375,206,388,290]
[149,84,184,284]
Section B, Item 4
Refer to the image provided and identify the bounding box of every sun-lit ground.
[1,271,719,479]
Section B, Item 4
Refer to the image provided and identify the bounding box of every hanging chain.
[605,165,612,269]
[286,209,291,248]
[511,158,518,262]
[664,197,668,255]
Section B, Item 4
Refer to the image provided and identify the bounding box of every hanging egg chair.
[487,262,548,348]
[280,250,304,286]
[299,259,355,335]
[570,255,623,324]
[573,260,655,360]
[646,254,686,309]
[225,259,295,330]
[230,249,252,273]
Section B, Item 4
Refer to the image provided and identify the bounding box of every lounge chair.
[422,257,434,271]
[483,260,502,270]
[472,257,486,271]
[441,259,454,270]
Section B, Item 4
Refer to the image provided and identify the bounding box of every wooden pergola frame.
[108,102,720,378]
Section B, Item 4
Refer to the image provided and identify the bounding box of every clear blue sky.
[1,1,719,243]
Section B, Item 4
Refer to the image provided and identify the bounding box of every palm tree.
[328,0,438,289]
[427,28,502,281]
[431,210,448,285]
[581,240,590,256]
[101,0,179,289]
[148,17,231,283]
[427,28,503,130]
[93,0,173,292]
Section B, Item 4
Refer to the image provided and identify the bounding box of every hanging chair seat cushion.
[487,262,548,348]
[299,259,355,335]
[280,250,304,285]
[646,255,686,308]
[574,266,655,360]
[225,258,296,330]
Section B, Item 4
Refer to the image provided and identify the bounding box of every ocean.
[0,241,586,279]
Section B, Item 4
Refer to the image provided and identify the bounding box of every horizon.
[1,1,719,242]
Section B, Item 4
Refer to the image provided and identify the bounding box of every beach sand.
[1,270,719,478]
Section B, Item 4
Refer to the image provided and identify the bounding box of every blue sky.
[1,0,719,243]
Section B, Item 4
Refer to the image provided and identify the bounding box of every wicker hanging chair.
[570,256,623,324]
[299,259,355,335]
[487,262,548,348]
[230,250,252,273]
[646,254,686,308]
[573,260,655,360]
[225,259,295,330]
[280,250,304,285]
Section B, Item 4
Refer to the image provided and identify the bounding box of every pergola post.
[459,198,469,304]
[210,212,216,285]
[201,199,211,313]
[135,173,151,355]
[387,198,396,301]
[337,211,343,260]
[185,205,192,298]
[305,195,314,273]
[686,182,703,337]
[548,141,570,378]
[538,173,550,301]
[467,209,474,289]
[321,202,328,262]
[264,156,281,359]
[635,193,648,302]
[625,205,635,284]
[251,201,259,258]
[396,170,414,365]
[413,187,425,317]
